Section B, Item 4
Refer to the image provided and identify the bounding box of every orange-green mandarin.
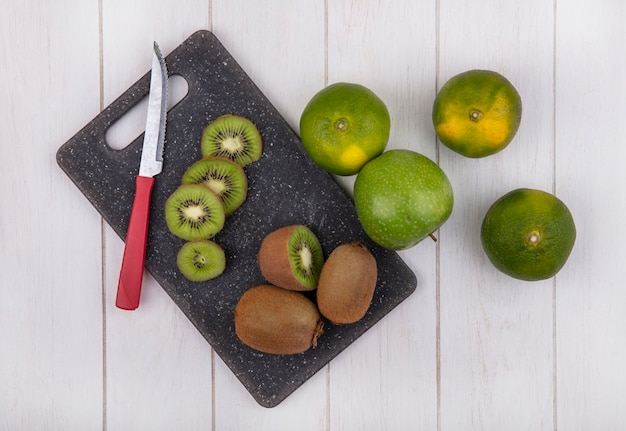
[299,82,390,176]
[433,70,522,158]
[481,188,576,281]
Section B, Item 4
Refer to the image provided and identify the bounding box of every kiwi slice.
[258,225,324,291]
[200,114,262,166]
[164,184,225,241]
[176,240,226,282]
[181,157,248,215]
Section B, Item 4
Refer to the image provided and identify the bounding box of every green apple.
[353,149,454,250]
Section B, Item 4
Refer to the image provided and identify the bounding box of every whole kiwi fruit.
[234,285,324,355]
[316,242,378,324]
[257,224,324,291]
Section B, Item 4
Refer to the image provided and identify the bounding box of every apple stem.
[429,233,438,242]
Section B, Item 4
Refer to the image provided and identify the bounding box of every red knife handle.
[115,176,155,310]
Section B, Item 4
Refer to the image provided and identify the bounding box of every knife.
[115,42,168,310]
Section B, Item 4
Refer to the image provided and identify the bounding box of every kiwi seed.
[200,115,262,166]
[234,284,324,355]
[316,242,378,324]
[164,184,225,241]
[181,157,248,215]
[176,240,226,282]
[257,224,324,291]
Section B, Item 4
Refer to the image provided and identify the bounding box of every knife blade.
[115,42,168,310]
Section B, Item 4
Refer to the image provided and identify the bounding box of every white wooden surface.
[2,0,625,429]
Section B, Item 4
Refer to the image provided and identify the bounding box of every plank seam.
[98,0,107,429]
[435,0,442,430]
[552,1,559,430]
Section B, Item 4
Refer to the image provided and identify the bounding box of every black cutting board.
[56,30,417,408]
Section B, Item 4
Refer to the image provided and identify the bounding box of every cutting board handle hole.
[105,74,189,150]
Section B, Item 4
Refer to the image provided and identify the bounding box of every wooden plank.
[211,0,327,132]
[326,1,439,430]
[437,1,556,429]
[100,1,214,429]
[555,2,626,429]
[210,0,328,425]
[0,1,103,429]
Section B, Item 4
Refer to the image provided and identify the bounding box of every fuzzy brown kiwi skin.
[234,285,324,355]
[316,242,378,324]
[257,225,320,291]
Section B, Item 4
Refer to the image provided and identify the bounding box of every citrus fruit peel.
[433,69,522,158]
[300,82,390,176]
[480,188,576,281]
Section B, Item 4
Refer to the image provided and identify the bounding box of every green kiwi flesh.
[288,225,324,289]
[176,240,226,282]
[200,115,262,166]
[164,184,225,241]
[258,225,324,291]
[181,157,248,215]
